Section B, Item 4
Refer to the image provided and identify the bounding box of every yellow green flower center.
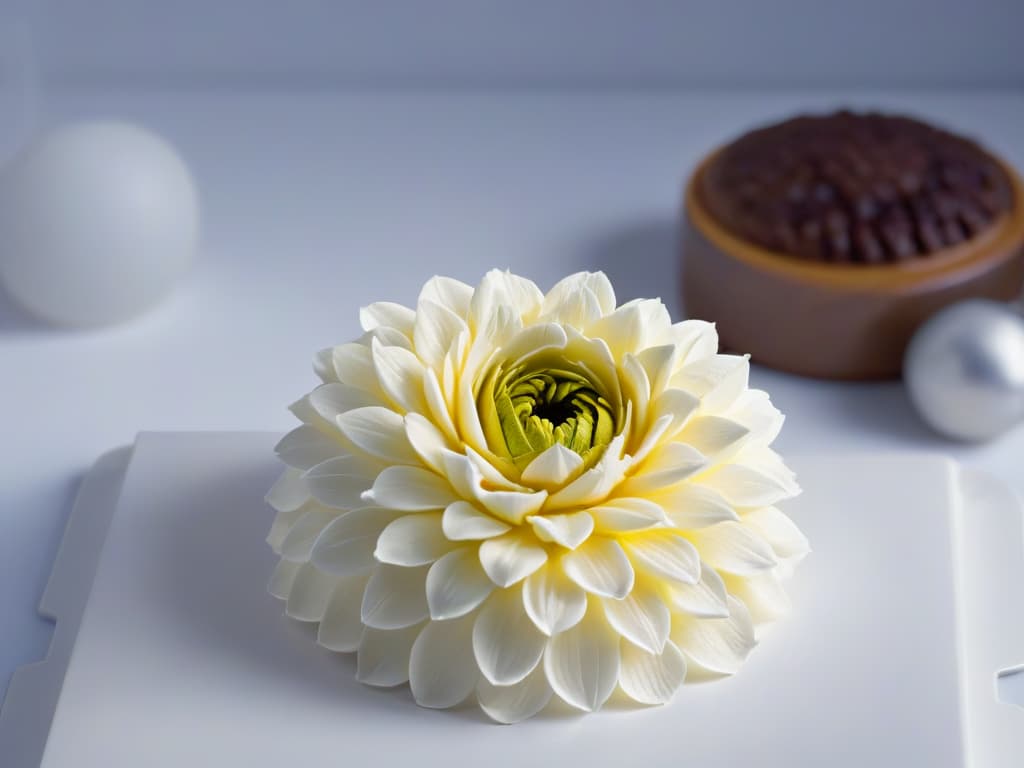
[479,362,616,469]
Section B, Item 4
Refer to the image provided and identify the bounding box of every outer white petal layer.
[479,532,548,587]
[473,587,547,686]
[672,596,756,675]
[285,563,338,621]
[477,665,553,724]
[522,563,587,636]
[618,640,687,705]
[360,564,431,630]
[689,521,778,575]
[562,538,634,599]
[543,605,620,712]
[317,573,370,652]
[356,624,424,687]
[310,508,406,577]
[603,587,671,654]
[426,547,494,620]
[374,512,451,566]
[623,533,700,584]
[442,501,511,541]
[409,613,478,708]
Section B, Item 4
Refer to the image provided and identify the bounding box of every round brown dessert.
[683,110,1024,380]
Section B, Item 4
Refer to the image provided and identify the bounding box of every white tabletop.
[3,85,1024,696]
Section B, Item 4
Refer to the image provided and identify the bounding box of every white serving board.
[5,432,1024,767]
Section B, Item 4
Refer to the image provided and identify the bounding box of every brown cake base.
[682,151,1024,380]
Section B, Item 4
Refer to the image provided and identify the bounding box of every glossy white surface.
[3,86,1024,700]
[21,433,1023,767]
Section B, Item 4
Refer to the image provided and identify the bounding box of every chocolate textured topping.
[700,110,1014,264]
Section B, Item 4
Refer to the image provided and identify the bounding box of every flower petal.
[362,326,411,350]
[442,500,511,541]
[414,299,468,371]
[543,604,620,712]
[374,512,450,566]
[422,367,460,443]
[364,466,456,511]
[310,507,405,576]
[647,388,701,442]
[672,353,750,412]
[589,299,671,358]
[359,301,416,336]
[303,455,373,510]
[308,382,380,422]
[285,563,338,622]
[317,572,371,652]
[519,443,584,488]
[314,347,339,383]
[743,506,811,561]
[636,343,679,397]
[562,538,634,599]
[477,664,553,724]
[603,587,670,654]
[527,511,594,550]
[426,547,494,620]
[670,320,719,365]
[472,587,546,686]
[698,459,799,507]
[547,433,632,510]
[622,442,707,496]
[404,413,451,474]
[267,508,302,553]
[619,353,650,440]
[265,468,309,513]
[419,275,473,319]
[469,270,544,330]
[360,564,431,629]
[336,406,419,465]
[726,389,785,445]
[371,337,428,415]
[539,284,603,331]
[623,533,700,584]
[671,596,756,675]
[268,559,300,599]
[725,571,792,625]
[657,483,739,529]
[523,563,587,636]
[618,639,687,705]
[442,450,547,525]
[588,498,669,532]
[280,506,338,562]
[409,613,478,708]
[331,342,386,395]
[677,415,750,457]
[689,521,777,575]
[356,624,424,687]
[540,271,615,328]
[275,425,343,471]
[499,322,569,367]
[667,565,730,618]
[479,532,548,587]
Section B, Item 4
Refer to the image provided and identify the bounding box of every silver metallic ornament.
[904,299,1024,442]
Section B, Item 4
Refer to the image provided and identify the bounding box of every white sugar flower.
[266,269,808,723]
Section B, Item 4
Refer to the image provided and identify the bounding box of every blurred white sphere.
[904,299,1024,442]
[0,120,199,327]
